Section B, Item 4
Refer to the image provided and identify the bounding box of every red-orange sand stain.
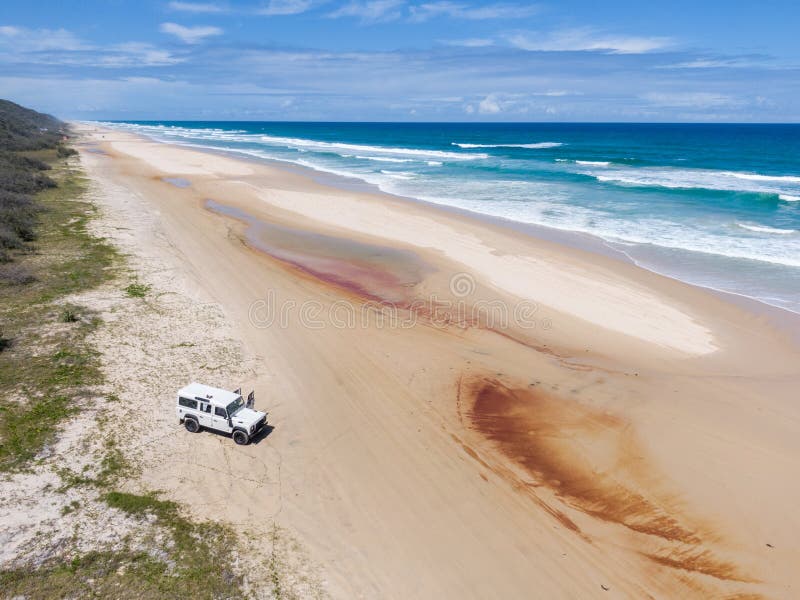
[467,378,753,584]
[206,198,432,305]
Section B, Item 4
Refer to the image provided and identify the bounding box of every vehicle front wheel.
[232,430,249,445]
[185,418,200,433]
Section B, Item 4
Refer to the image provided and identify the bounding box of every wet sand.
[206,199,430,304]
[74,122,800,599]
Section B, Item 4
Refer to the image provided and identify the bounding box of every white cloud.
[0,26,182,68]
[664,59,733,69]
[328,0,405,22]
[656,57,767,70]
[103,43,184,67]
[328,1,536,24]
[258,0,315,15]
[641,92,738,108]
[167,1,227,12]
[168,0,317,16]
[533,90,574,97]
[0,25,89,52]
[478,94,501,114]
[159,22,223,44]
[440,37,494,47]
[410,2,538,22]
[508,28,671,54]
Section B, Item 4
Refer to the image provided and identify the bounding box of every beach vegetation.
[0,98,65,264]
[0,525,242,599]
[56,144,78,158]
[0,98,65,151]
[59,305,80,322]
[0,108,120,471]
[124,282,151,297]
[0,489,244,598]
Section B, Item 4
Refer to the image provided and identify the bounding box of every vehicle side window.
[179,397,197,409]
[215,407,227,418]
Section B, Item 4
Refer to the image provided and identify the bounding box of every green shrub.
[0,98,65,151]
[104,491,179,520]
[59,307,79,323]
[124,283,150,298]
[56,145,78,158]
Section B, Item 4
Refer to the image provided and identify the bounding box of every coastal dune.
[77,124,800,598]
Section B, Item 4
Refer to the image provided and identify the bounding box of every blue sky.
[1,0,799,121]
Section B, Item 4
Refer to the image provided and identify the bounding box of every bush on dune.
[0,191,42,259]
[0,98,65,151]
[0,155,56,194]
[0,98,67,268]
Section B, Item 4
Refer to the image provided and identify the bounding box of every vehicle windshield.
[226,397,244,416]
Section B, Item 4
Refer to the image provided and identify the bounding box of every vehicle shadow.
[249,425,275,445]
[198,424,275,445]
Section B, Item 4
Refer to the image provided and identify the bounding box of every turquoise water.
[100,121,800,313]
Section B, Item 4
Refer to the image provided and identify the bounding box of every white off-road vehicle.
[176,382,268,445]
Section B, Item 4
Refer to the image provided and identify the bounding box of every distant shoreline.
[85,120,800,333]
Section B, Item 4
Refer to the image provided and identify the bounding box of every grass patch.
[59,305,80,323]
[269,523,284,599]
[104,491,178,519]
[93,491,243,597]
[0,394,77,466]
[96,437,131,486]
[0,548,233,600]
[61,499,80,515]
[34,457,248,597]
[172,341,195,348]
[0,155,121,471]
[57,434,131,492]
[124,282,151,298]
[1,486,250,598]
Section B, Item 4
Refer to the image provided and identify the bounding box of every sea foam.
[453,142,563,149]
[355,155,414,163]
[258,135,483,160]
[380,170,416,180]
[587,166,800,196]
[730,172,800,183]
[737,223,796,235]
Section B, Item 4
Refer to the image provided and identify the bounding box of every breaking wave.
[452,142,563,149]
[737,223,796,235]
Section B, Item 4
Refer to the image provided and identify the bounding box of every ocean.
[98,121,800,314]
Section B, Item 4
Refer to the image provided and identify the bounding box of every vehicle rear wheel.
[233,430,249,445]
[185,418,200,433]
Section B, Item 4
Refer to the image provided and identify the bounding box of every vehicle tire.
[185,418,200,433]
[232,430,249,445]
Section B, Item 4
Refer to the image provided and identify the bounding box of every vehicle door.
[212,406,233,433]
[196,400,214,428]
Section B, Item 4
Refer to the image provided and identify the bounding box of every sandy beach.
[73,122,800,598]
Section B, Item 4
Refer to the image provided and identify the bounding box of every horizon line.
[84,119,800,126]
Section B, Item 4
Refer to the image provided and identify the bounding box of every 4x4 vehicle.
[176,382,267,445]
